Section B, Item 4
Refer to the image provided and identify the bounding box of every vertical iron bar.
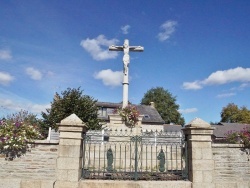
[114,144,116,172]
[181,143,183,175]
[104,144,106,173]
[140,140,143,173]
[171,144,173,173]
[98,144,101,178]
[165,145,168,173]
[155,143,157,172]
[151,145,153,173]
[176,144,178,172]
[119,143,121,173]
[125,145,127,179]
[129,139,132,174]
[146,145,148,172]
[93,145,96,175]
[134,135,138,181]
[88,143,91,171]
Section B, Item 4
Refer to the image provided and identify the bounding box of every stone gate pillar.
[54,114,87,188]
[182,118,215,188]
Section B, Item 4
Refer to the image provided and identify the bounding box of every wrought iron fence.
[82,128,188,181]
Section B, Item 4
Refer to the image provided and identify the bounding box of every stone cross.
[109,39,144,108]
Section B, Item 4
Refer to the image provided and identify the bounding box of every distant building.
[212,122,250,142]
[47,102,173,140]
[96,102,165,125]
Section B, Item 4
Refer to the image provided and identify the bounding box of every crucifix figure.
[109,39,144,108]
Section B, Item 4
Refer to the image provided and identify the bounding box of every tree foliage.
[220,103,250,124]
[140,87,185,125]
[41,87,101,131]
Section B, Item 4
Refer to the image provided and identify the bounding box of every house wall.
[212,143,250,187]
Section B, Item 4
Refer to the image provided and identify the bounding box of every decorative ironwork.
[82,129,188,181]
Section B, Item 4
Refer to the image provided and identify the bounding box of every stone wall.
[0,140,58,188]
[212,143,250,187]
[1,114,250,188]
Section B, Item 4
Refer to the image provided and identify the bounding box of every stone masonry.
[182,118,215,188]
[54,113,87,188]
[1,115,250,188]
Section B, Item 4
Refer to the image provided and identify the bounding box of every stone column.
[54,114,87,188]
[182,118,215,188]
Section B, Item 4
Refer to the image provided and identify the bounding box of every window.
[98,107,107,117]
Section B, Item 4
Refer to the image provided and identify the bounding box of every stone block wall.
[0,140,58,181]
[212,143,250,187]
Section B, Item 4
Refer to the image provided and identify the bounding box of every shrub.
[0,119,42,160]
[114,105,140,127]
[225,127,250,148]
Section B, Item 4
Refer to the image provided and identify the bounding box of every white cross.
[109,39,144,108]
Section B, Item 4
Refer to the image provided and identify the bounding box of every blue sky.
[1,0,250,124]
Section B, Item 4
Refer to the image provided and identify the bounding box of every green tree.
[220,103,250,124]
[238,106,250,124]
[220,103,239,123]
[141,87,185,125]
[41,87,102,131]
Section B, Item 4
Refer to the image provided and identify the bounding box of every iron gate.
[82,129,188,181]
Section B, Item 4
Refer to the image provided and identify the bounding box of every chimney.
[149,102,155,108]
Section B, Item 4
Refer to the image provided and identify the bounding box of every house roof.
[163,124,183,132]
[217,122,250,126]
[137,105,165,124]
[96,102,165,124]
[212,122,250,138]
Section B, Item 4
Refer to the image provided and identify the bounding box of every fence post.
[54,114,87,188]
[134,135,138,180]
[182,118,215,188]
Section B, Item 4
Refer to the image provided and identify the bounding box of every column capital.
[57,113,87,133]
[182,117,214,135]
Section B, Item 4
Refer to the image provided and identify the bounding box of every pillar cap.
[185,117,211,128]
[60,113,84,126]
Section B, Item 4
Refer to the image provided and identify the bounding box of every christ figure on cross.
[109,39,144,108]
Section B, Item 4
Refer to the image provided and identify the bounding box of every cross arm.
[129,46,144,52]
[109,45,124,51]
[109,45,144,52]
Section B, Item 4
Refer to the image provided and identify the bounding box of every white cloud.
[0,72,14,85]
[0,50,12,60]
[239,83,250,89]
[94,69,123,87]
[203,67,250,85]
[0,99,21,112]
[182,81,202,90]
[179,108,198,114]
[80,35,119,61]
[26,67,42,80]
[0,98,50,114]
[182,67,250,90]
[121,25,131,34]
[157,20,177,42]
[216,92,236,98]
[27,103,51,113]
